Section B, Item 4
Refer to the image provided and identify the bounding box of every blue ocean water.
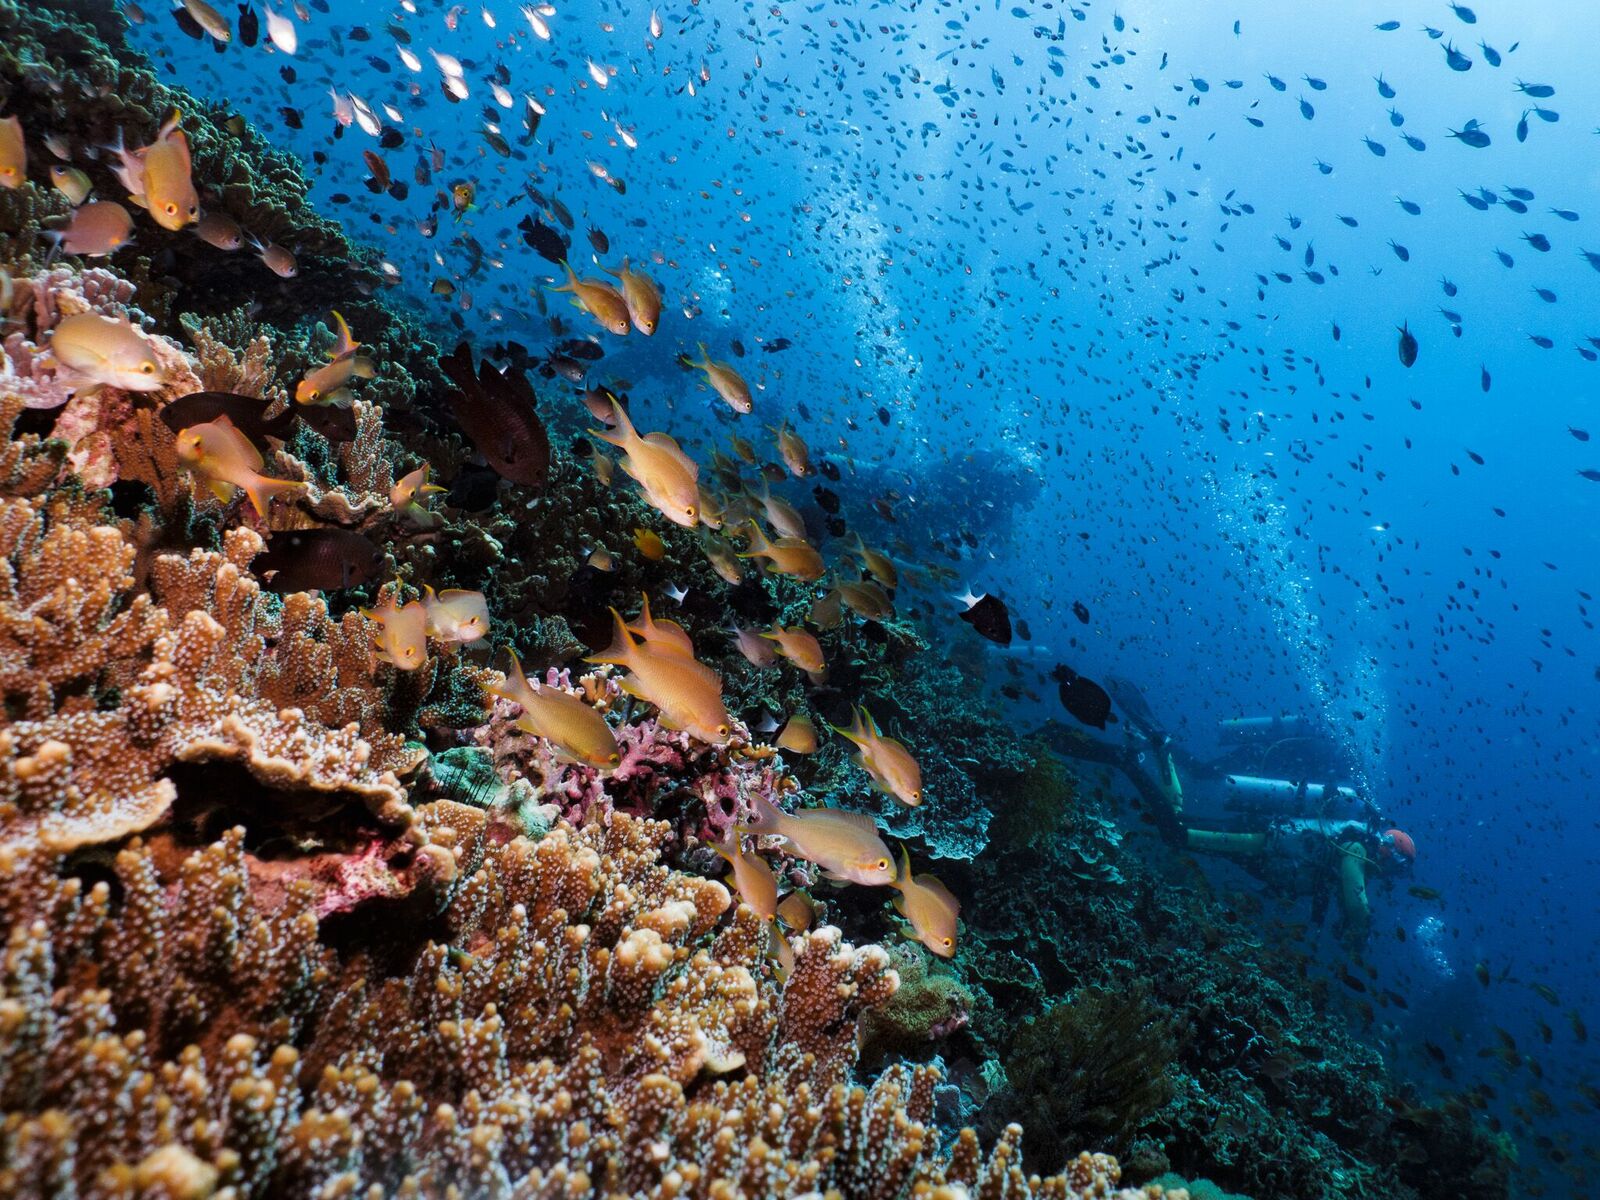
[130,0,1597,1190]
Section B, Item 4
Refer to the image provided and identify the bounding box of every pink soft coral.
[473,664,792,851]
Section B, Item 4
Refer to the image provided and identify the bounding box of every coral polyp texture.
[0,494,421,857]
[0,812,1150,1199]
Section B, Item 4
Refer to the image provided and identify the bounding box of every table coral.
[0,493,423,858]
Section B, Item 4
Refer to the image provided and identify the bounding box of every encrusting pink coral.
[475,662,796,851]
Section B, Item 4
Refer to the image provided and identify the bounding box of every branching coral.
[0,811,1166,1199]
[0,492,425,857]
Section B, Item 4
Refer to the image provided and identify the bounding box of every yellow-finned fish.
[741,794,893,886]
[174,415,305,518]
[589,398,701,527]
[487,648,620,768]
[48,164,92,206]
[890,844,959,958]
[390,463,446,527]
[831,706,923,807]
[296,311,375,404]
[585,609,733,746]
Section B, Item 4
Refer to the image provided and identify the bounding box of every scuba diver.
[1042,676,1416,952]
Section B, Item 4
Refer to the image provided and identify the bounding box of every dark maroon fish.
[958,593,1012,646]
[439,343,550,490]
[1052,664,1116,730]
[517,215,568,265]
[555,338,605,362]
[160,391,356,445]
[254,527,385,593]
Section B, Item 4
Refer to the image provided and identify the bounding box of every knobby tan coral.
[0,493,422,858]
[0,812,1165,1200]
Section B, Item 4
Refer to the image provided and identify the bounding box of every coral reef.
[949,740,1516,1200]
[0,811,1160,1199]
[986,986,1177,1168]
[0,6,1518,1200]
[0,493,427,857]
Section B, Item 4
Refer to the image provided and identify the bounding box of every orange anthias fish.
[51,313,167,392]
[771,420,811,476]
[626,593,695,659]
[831,707,923,807]
[690,342,752,413]
[361,592,429,670]
[728,622,777,667]
[487,649,619,768]
[391,463,446,528]
[174,416,305,518]
[891,844,959,958]
[850,534,899,589]
[776,713,819,755]
[741,794,893,886]
[712,827,778,920]
[762,624,825,674]
[602,255,663,335]
[585,609,733,746]
[552,261,631,335]
[111,109,199,231]
[0,115,26,189]
[297,311,376,405]
[422,585,489,644]
[776,889,817,932]
[699,528,743,585]
[757,483,807,540]
[738,522,824,582]
[837,579,894,621]
[589,398,701,527]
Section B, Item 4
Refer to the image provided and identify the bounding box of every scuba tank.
[1221,774,1359,817]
